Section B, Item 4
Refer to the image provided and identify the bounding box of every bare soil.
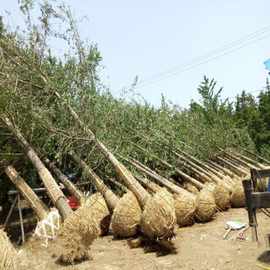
[17,208,270,270]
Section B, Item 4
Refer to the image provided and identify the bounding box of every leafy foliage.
[0,0,266,205]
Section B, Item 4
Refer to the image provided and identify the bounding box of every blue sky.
[2,1,270,108]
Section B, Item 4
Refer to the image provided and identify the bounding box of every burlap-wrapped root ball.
[111,191,142,238]
[231,182,245,208]
[195,187,216,222]
[183,182,199,195]
[174,192,196,227]
[84,193,111,236]
[210,183,231,211]
[58,193,109,264]
[0,229,17,270]
[141,188,176,240]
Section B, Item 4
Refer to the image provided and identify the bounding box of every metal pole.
[3,196,18,229]
[17,194,25,243]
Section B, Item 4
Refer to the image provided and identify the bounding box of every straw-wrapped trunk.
[178,149,226,180]
[1,116,72,220]
[175,151,232,189]
[128,158,196,194]
[135,134,231,200]
[4,166,63,243]
[222,150,257,172]
[76,155,175,245]
[207,160,236,179]
[177,157,211,184]
[223,153,250,171]
[70,152,119,210]
[230,150,267,169]
[5,165,49,220]
[55,94,147,204]
[45,158,112,237]
[239,148,270,165]
[132,144,204,190]
[215,156,247,178]
[223,151,269,191]
[44,158,84,204]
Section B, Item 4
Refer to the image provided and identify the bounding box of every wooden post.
[242,180,258,242]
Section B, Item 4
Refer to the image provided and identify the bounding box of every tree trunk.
[206,161,225,174]
[223,151,257,170]
[215,156,246,177]
[177,149,226,180]
[133,144,204,190]
[207,160,236,179]
[176,157,213,183]
[126,157,197,196]
[1,116,72,220]
[70,152,120,211]
[240,148,270,165]
[176,153,233,189]
[142,133,224,182]
[44,158,84,203]
[53,94,150,208]
[5,165,48,220]
[107,178,128,193]
[135,175,161,193]
[222,155,249,174]
[232,151,267,169]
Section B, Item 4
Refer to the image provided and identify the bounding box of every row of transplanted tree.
[0,0,259,206]
[1,0,270,268]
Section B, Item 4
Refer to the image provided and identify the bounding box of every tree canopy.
[0,0,269,206]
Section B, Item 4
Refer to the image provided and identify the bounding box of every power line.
[132,25,270,90]
[136,33,270,88]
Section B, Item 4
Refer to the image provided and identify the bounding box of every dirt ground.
[17,208,270,270]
